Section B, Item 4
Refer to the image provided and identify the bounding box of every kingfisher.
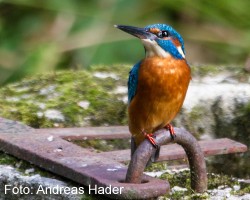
[115,24,191,160]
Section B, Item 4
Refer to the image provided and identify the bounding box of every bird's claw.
[165,124,176,140]
[142,130,159,148]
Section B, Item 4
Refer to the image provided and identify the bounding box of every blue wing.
[128,61,141,104]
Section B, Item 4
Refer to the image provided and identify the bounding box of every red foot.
[165,124,176,140]
[141,130,158,148]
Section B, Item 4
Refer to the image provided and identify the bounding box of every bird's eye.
[157,30,169,38]
[162,31,169,37]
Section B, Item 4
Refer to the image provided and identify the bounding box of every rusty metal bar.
[0,117,169,199]
[126,128,208,193]
[0,117,248,198]
[98,138,247,163]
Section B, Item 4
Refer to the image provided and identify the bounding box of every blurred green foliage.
[0,0,250,85]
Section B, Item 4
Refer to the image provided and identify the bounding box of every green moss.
[186,106,210,137]
[189,193,210,199]
[191,64,245,78]
[234,184,250,195]
[191,65,221,77]
[0,152,18,165]
[0,152,57,178]
[207,173,238,189]
[0,68,130,128]
[159,170,249,199]
[160,170,191,190]
[173,105,213,139]
[145,162,169,172]
[88,64,131,82]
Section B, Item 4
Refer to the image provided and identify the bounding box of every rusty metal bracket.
[0,118,168,199]
[0,117,248,199]
[126,128,207,193]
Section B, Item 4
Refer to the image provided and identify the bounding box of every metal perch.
[126,127,208,193]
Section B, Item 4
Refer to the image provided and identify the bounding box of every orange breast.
[128,56,191,146]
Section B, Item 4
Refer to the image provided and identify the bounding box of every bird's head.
[115,24,185,59]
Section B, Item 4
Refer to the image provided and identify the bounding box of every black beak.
[114,25,156,40]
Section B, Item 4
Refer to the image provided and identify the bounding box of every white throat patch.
[141,39,170,58]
